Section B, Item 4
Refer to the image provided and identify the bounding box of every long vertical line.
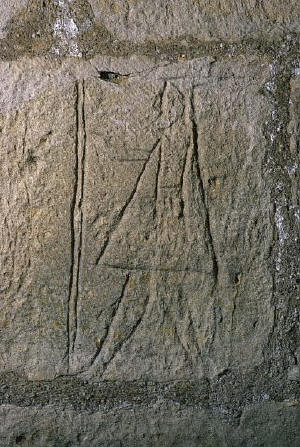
[67,80,86,372]
[190,89,219,285]
[190,88,219,359]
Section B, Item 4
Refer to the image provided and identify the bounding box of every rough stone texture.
[1,400,300,447]
[0,1,299,445]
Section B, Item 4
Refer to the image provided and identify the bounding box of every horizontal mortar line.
[2,33,299,62]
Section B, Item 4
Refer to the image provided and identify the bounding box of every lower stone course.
[1,399,300,447]
[0,372,299,446]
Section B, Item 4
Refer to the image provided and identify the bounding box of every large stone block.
[0,54,282,383]
[0,1,299,445]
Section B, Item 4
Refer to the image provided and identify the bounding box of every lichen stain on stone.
[53,0,82,57]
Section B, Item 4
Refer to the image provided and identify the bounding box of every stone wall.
[0,1,299,445]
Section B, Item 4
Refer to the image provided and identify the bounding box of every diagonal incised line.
[95,138,161,266]
[89,274,130,368]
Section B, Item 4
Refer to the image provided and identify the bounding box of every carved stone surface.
[0,1,299,445]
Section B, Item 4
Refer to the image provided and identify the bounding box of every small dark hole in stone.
[26,153,37,164]
[217,368,230,378]
[296,278,300,284]
[15,434,26,444]
[234,274,241,285]
[98,71,119,81]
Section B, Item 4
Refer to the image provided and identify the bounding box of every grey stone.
[0,0,299,445]
[288,366,300,382]
[0,400,300,447]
